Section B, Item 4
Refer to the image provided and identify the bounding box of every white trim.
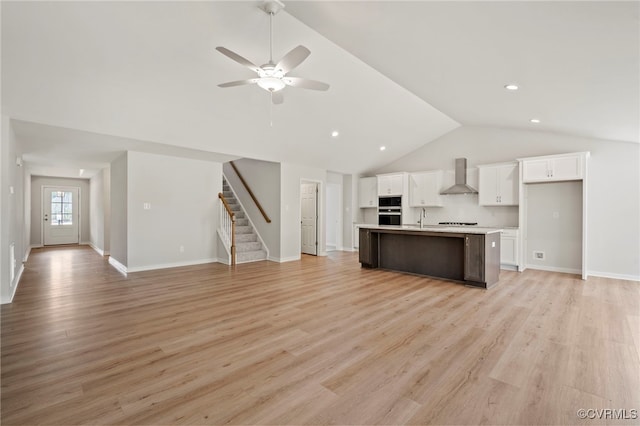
[89,243,105,257]
[587,271,640,282]
[525,264,581,275]
[500,264,519,271]
[2,265,24,304]
[268,255,301,263]
[126,258,218,273]
[23,246,32,262]
[216,256,231,266]
[108,257,128,275]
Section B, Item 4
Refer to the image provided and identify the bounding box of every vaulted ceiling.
[3,1,638,177]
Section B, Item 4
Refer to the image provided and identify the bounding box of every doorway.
[43,186,80,245]
[301,182,318,255]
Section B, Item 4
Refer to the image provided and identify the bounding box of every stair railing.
[229,161,272,223]
[218,192,236,266]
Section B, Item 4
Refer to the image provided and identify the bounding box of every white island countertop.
[358,224,503,235]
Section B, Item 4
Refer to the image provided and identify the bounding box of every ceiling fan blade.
[218,79,258,88]
[271,91,284,105]
[283,77,329,91]
[216,47,261,73]
[275,45,311,74]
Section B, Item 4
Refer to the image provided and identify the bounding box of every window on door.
[51,191,74,226]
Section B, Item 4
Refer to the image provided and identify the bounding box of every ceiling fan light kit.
[216,0,329,104]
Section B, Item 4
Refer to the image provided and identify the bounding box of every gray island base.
[359,225,502,289]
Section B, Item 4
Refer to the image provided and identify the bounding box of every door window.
[51,191,73,225]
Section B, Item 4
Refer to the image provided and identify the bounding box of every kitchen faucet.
[419,208,427,228]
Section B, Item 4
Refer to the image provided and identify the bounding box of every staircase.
[222,179,267,263]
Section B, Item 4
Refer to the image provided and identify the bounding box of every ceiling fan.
[215,0,329,105]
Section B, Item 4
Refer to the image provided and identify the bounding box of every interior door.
[43,187,80,245]
[301,183,318,255]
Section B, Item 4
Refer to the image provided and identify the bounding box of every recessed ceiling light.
[530,118,541,123]
[504,84,519,91]
[331,130,339,138]
[380,146,386,151]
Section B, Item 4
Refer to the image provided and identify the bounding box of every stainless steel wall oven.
[378,196,402,226]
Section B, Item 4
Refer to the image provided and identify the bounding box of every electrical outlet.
[143,202,151,210]
[533,250,545,260]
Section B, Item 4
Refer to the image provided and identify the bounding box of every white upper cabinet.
[358,177,377,208]
[478,162,519,206]
[409,171,443,207]
[521,152,587,183]
[377,173,405,196]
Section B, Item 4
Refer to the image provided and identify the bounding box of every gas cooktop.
[438,221,478,226]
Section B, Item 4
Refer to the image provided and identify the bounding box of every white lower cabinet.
[500,229,519,269]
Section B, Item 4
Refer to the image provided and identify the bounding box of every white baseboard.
[108,257,128,275]
[89,243,106,257]
[525,264,581,275]
[2,265,24,304]
[500,264,519,271]
[268,255,301,263]
[217,257,231,266]
[587,270,640,282]
[23,246,32,262]
[126,258,218,273]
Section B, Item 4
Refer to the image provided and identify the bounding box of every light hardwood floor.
[2,246,639,425]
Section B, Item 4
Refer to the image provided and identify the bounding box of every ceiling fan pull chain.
[270,92,274,127]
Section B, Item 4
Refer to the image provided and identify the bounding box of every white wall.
[326,172,343,251]
[526,181,583,273]
[110,153,128,267]
[280,163,327,262]
[222,159,281,260]
[89,167,111,255]
[376,125,640,280]
[342,174,356,250]
[30,176,91,246]
[126,151,221,271]
[1,116,27,303]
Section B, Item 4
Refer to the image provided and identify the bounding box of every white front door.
[43,187,80,245]
[301,183,318,255]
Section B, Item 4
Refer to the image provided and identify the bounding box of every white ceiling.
[286,1,639,144]
[2,1,638,178]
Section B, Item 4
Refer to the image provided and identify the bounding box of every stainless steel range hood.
[440,158,478,195]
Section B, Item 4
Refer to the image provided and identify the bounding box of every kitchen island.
[359,225,502,288]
